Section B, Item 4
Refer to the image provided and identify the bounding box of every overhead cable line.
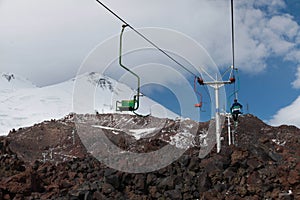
[231,0,238,100]
[95,0,215,105]
[95,0,199,77]
[231,0,235,70]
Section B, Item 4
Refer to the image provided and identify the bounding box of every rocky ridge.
[0,114,299,199]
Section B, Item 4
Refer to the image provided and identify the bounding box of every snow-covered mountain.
[0,72,178,135]
[0,73,36,90]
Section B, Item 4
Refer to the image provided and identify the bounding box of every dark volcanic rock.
[0,113,299,199]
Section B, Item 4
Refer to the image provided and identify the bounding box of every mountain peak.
[87,72,114,92]
[2,73,15,82]
[0,71,177,135]
[0,72,36,89]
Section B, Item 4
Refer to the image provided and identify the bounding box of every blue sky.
[1,0,300,127]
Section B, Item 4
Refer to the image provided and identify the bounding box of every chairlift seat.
[195,103,202,107]
[116,100,135,111]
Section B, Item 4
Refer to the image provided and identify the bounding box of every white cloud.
[0,0,299,85]
[269,96,300,128]
[292,66,300,88]
[256,0,285,6]
[0,0,119,86]
[268,15,299,39]
[234,1,300,71]
[254,0,286,12]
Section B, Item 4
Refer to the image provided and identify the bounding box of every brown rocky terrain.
[0,113,299,199]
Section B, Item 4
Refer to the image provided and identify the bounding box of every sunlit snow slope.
[0,72,178,135]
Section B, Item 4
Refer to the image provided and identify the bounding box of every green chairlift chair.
[116,24,141,113]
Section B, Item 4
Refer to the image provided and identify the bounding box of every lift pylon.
[198,76,235,153]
